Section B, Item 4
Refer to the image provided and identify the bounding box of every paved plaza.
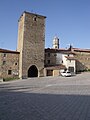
[0,72,90,120]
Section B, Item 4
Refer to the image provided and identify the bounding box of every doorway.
[47,70,53,76]
[28,65,38,77]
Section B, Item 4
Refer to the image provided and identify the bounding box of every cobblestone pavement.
[0,72,90,120]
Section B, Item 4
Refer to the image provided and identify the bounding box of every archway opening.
[28,65,38,77]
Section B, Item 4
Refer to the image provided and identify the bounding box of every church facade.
[0,11,90,79]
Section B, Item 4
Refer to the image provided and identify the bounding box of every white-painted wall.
[67,59,76,73]
[62,54,76,73]
[55,52,76,73]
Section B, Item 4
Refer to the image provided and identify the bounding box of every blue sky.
[0,0,90,50]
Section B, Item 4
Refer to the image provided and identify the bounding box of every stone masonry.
[72,49,90,72]
[1,11,90,79]
[17,11,46,78]
[0,49,19,79]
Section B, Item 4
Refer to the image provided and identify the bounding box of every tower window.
[33,16,37,21]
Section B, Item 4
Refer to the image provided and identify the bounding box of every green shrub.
[3,77,19,82]
[87,69,90,72]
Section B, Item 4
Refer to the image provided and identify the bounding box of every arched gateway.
[28,65,38,77]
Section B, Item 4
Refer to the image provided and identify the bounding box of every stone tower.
[17,11,46,78]
[53,36,59,49]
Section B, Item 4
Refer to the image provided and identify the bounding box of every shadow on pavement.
[0,90,90,120]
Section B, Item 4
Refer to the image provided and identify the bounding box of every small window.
[8,70,12,75]
[3,61,6,65]
[55,46,57,48]
[48,53,50,57]
[47,60,50,64]
[54,54,57,56]
[15,63,17,65]
[33,16,37,21]
[3,53,6,57]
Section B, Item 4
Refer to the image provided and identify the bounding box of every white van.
[60,70,71,77]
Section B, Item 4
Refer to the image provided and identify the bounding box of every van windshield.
[67,72,70,73]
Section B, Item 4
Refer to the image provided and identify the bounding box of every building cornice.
[0,48,20,54]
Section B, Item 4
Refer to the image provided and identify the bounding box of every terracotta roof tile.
[45,48,75,54]
[65,56,77,60]
[72,48,90,53]
[0,48,20,54]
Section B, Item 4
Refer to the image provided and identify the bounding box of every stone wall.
[0,52,19,79]
[74,51,90,72]
[17,12,46,78]
[45,52,56,66]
